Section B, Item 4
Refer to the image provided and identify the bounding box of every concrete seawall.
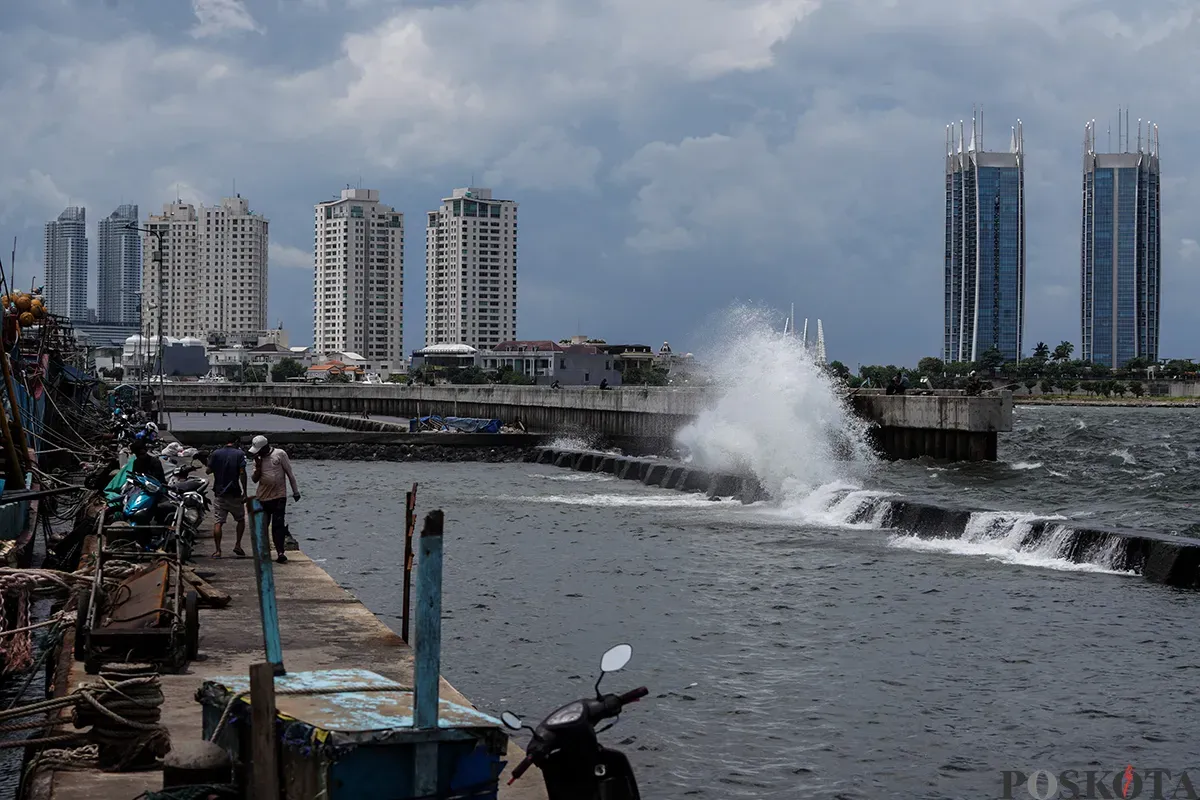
[530,446,1200,590]
[160,384,1013,462]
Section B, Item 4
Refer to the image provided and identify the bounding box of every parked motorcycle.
[501,644,648,800]
[116,468,208,562]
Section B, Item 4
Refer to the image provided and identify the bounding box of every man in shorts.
[206,432,248,558]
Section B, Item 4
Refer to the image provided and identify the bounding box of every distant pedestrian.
[206,432,248,558]
[249,435,300,564]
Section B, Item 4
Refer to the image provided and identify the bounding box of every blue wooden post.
[249,499,285,675]
[413,510,444,795]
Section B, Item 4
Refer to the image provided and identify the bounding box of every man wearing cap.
[248,435,300,563]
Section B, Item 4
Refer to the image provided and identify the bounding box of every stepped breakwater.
[530,444,1200,588]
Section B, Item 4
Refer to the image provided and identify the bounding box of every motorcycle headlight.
[544,701,584,727]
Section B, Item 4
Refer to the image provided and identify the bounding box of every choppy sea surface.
[287,405,1200,800]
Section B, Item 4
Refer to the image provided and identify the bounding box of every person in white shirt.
[248,435,300,563]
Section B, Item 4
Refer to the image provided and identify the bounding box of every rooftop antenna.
[1107,121,1112,153]
[1138,118,1142,153]
[979,104,983,151]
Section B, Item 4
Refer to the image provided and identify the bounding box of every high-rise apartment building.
[97,204,141,325]
[1080,115,1161,368]
[943,112,1025,364]
[44,206,88,321]
[313,189,404,375]
[141,196,268,343]
[425,188,518,349]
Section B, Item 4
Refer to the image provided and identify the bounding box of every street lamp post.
[125,223,165,419]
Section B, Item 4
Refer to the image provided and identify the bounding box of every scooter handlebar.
[618,687,649,705]
[508,755,533,784]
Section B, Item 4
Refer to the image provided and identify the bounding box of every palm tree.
[1052,341,1075,363]
[1033,342,1050,362]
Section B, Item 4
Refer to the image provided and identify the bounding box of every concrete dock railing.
[160,384,1013,462]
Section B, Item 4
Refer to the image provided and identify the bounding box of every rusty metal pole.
[400,482,418,642]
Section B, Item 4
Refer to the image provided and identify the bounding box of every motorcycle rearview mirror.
[500,711,524,731]
[601,644,632,673]
[595,643,633,697]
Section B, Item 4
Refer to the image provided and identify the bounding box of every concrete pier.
[159,384,1013,462]
[531,444,1200,590]
[29,510,546,799]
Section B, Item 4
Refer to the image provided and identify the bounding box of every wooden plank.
[181,567,231,609]
[249,662,279,800]
[104,564,169,630]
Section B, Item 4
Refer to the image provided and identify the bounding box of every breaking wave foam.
[674,305,875,501]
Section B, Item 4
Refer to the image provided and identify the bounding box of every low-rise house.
[481,339,622,386]
[306,361,365,382]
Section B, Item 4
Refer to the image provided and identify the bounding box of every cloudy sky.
[2,0,1197,367]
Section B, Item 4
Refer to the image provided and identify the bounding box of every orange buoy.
[15,295,32,312]
[18,312,34,327]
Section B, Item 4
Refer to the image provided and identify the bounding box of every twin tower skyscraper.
[943,109,1162,369]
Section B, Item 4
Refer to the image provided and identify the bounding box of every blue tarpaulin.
[409,415,502,434]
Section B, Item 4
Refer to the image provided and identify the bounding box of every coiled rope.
[9,664,169,773]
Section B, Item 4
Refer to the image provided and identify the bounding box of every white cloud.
[1179,239,1200,262]
[191,0,262,38]
[0,171,76,227]
[484,128,602,193]
[270,242,312,271]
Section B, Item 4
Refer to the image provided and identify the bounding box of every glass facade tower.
[944,114,1025,364]
[1081,117,1161,368]
[97,204,142,325]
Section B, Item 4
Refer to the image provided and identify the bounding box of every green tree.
[1052,341,1075,362]
[242,366,267,383]
[494,365,534,385]
[1058,379,1077,396]
[622,366,669,386]
[1122,356,1149,373]
[1089,363,1112,379]
[1039,379,1055,395]
[387,373,408,384]
[271,358,307,382]
[326,372,350,384]
[1032,342,1050,362]
[445,366,489,385]
[978,347,1006,375]
[827,360,851,380]
[917,356,946,377]
[1110,380,1126,397]
[1024,379,1038,394]
[1128,380,1144,398]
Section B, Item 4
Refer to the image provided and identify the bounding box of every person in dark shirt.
[206,433,248,558]
[130,439,165,484]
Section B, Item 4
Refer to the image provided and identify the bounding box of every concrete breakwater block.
[707,474,742,498]
[886,500,972,537]
[643,463,669,486]
[574,453,597,472]
[681,470,711,493]
[598,456,617,473]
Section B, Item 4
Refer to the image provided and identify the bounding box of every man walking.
[206,433,248,558]
[248,435,300,563]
